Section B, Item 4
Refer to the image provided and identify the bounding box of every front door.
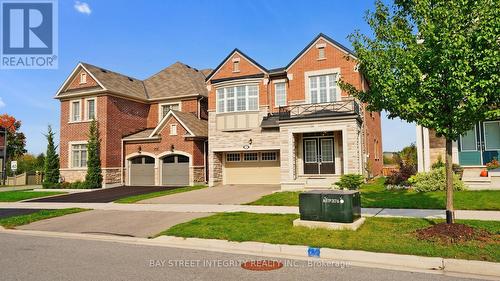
[303,137,335,174]
[459,121,500,166]
[482,121,500,164]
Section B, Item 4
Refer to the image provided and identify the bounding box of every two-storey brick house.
[55,62,210,187]
[206,34,383,190]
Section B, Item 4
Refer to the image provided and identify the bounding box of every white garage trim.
[126,152,158,186]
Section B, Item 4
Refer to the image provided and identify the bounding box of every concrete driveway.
[18,210,211,238]
[140,184,279,205]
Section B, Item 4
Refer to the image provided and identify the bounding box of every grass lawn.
[0,190,66,202]
[247,178,500,210]
[115,185,207,203]
[0,208,89,228]
[163,212,500,262]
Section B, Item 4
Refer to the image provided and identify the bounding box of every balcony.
[278,99,361,121]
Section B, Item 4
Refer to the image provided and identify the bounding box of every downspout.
[120,139,124,186]
[204,140,208,183]
[197,96,201,118]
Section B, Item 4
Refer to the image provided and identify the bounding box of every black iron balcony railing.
[278,99,360,120]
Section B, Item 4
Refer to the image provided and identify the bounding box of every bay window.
[216,85,259,113]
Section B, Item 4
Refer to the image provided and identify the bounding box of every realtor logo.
[1,0,58,69]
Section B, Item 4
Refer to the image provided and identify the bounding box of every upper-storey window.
[216,85,258,113]
[80,73,87,84]
[71,101,81,122]
[316,43,326,60]
[159,103,180,120]
[232,57,240,72]
[275,82,287,107]
[318,47,325,59]
[86,99,96,120]
[233,61,240,72]
[309,74,339,104]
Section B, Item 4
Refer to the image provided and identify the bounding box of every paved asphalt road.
[0,208,46,219]
[0,233,483,281]
[26,186,180,203]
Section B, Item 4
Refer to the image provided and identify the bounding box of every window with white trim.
[80,73,87,84]
[170,124,177,135]
[226,153,241,162]
[86,99,96,120]
[243,152,258,161]
[71,101,81,122]
[71,144,87,168]
[261,152,278,161]
[275,82,287,107]
[216,85,259,113]
[318,47,325,59]
[233,61,240,72]
[309,74,339,104]
[160,103,180,119]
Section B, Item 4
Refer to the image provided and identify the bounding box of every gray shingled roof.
[122,128,155,140]
[171,110,208,137]
[81,63,148,100]
[58,62,211,101]
[144,62,208,99]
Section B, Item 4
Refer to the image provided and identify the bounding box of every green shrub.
[335,174,364,190]
[408,167,466,192]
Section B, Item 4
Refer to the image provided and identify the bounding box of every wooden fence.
[6,172,43,186]
[382,166,400,176]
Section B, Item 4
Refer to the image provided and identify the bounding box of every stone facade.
[279,118,362,190]
[60,169,86,183]
[206,34,382,189]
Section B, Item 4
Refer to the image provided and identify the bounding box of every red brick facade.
[207,34,383,177]
[57,64,208,186]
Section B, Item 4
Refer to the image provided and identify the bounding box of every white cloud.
[0,97,5,108]
[74,1,91,15]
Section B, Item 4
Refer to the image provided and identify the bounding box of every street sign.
[11,161,17,171]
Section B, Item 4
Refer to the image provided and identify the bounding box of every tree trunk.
[445,139,454,224]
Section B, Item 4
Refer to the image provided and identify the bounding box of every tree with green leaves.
[343,0,499,223]
[42,125,60,188]
[85,119,102,189]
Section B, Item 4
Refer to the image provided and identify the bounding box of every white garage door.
[224,151,280,185]
[129,156,155,186]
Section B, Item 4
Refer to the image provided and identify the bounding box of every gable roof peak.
[205,48,268,81]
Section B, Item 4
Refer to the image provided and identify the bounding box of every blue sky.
[0,0,414,154]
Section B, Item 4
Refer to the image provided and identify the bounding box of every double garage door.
[223,151,280,185]
[129,155,189,186]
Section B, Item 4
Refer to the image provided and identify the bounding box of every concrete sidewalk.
[1,202,499,221]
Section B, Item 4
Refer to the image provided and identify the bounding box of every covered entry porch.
[279,119,363,190]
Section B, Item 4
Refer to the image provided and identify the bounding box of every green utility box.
[299,190,361,223]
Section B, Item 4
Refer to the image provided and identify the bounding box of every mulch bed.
[415,223,492,244]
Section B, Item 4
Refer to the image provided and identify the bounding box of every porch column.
[342,127,349,174]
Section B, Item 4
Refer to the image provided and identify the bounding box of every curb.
[0,228,498,279]
[154,236,499,278]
